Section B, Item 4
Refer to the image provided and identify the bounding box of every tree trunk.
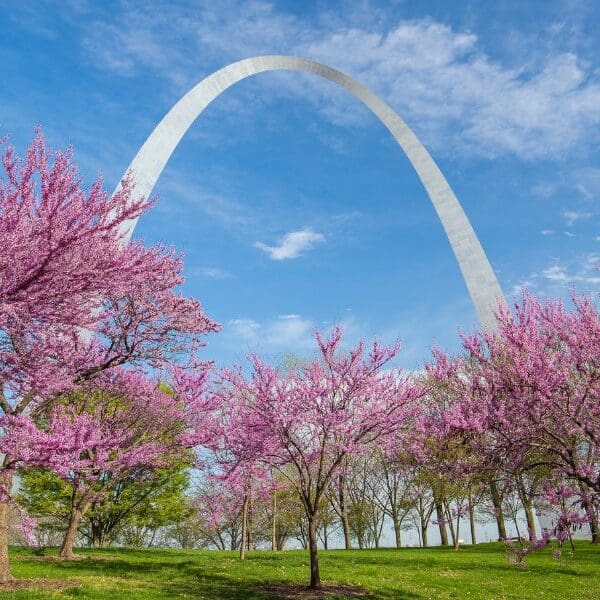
[239,494,248,560]
[60,505,85,559]
[517,478,536,540]
[271,491,277,551]
[338,476,353,550]
[356,534,364,550]
[0,468,13,583]
[420,511,429,548]
[582,496,599,544]
[215,530,226,551]
[392,515,402,549]
[445,504,456,547]
[0,501,11,584]
[433,492,448,546]
[489,481,507,541]
[308,514,320,588]
[512,513,522,541]
[60,485,92,560]
[148,528,157,548]
[247,493,254,550]
[0,503,11,582]
[523,500,537,540]
[297,517,308,549]
[418,495,429,547]
[90,521,107,548]
[453,513,461,550]
[468,492,477,545]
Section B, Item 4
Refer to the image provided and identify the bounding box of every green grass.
[1,542,599,599]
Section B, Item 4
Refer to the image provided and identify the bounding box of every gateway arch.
[114,55,507,331]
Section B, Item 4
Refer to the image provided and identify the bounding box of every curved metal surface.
[114,55,506,331]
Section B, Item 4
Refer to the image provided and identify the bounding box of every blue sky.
[1,0,599,370]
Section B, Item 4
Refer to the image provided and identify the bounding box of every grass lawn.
[0,542,598,599]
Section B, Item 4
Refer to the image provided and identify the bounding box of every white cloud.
[158,176,253,229]
[540,229,555,235]
[510,253,600,300]
[222,312,367,355]
[510,279,536,297]
[576,183,594,200]
[254,228,325,260]
[80,4,600,160]
[225,314,314,350]
[531,183,556,198]
[541,255,600,286]
[227,318,261,341]
[264,314,314,347]
[583,254,600,271]
[563,210,592,226]
[198,267,232,279]
[574,168,600,200]
[299,25,600,159]
[542,265,570,282]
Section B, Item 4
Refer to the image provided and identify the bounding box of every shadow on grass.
[41,556,200,582]
[28,555,421,599]
[157,574,421,600]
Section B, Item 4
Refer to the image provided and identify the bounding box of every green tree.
[17,460,192,548]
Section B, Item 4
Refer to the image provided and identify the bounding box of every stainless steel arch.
[114,55,506,331]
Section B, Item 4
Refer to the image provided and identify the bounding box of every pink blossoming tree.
[0,132,217,581]
[428,294,600,545]
[210,328,425,588]
[3,368,205,560]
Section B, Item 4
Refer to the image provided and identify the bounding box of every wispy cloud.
[531,183,556,198]
[223,311,369,356]
[216,303,469,370]
[510,279,537,297]
[542,265,570,282]
[573,168,600,200]
[78,3,600,160]
[541,255,600,287]
[563,210,592,226]
[194,266,233,280]
[298,22,600,159]
[227,318,262,342]
[264,314,314,348]
[225,314,314,351]
[254,228,325,260]
[508,253,600,300]
[157,176,253,229]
